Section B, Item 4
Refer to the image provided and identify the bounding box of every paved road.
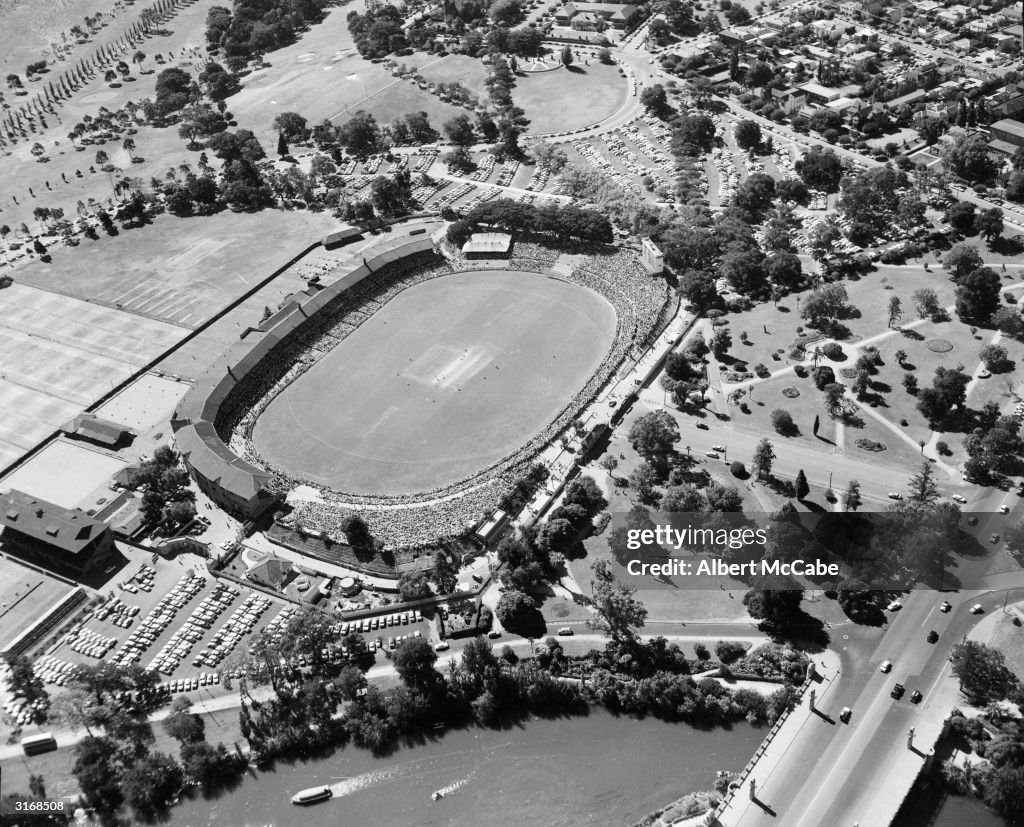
[717,584,1024,826]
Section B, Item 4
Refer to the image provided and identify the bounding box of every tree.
[486,0,522,24]
[162,695,205,743]
[800,283,850,333]
[734,119,761,151]
[941,133,997,183]
[560,44,573,66]
[977,207,1004,242]
[179,741,245,791]
[771,409,796,436]
[842,479,862,512]
[751,438,775,480]
[342,513,375,553]
[955,266,1001,322]
[943,244,984,282]
[984,765,1024,820]
[1005,518,1024,558]
[443,114,475,146]
[917,366,970,423]
[629,461,662,506]
[950,641,1019,705]
[640,84,671,119]
[944,200,976,235]
[273,111,308,143]
[495,589,540,634]
[627,410,680,467]
[393,637,440,691]
[588,559,648,646]
[398,570,432,602]
[906,461,939,505]
[710,326,732,358]
[795,469,809,500]
[980,344,1009,371]
[678,269,719,312]
[177,104,226,146]
[887,296,902,329]
[765,252,803,291]
[912,287,942,321]
[337,111,382,157]
[795,146,843,193]
[72,736,123,815]
[121,751,184,819]
[433,552,458,594]
[743,575,804,628]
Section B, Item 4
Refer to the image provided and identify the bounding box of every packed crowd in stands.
[211,240,666,547]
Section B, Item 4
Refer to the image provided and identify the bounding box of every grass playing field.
[252,269,617,495]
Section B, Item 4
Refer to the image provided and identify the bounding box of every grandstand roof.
[0,490,110,555]
[175,422,272,501]
[462,233,512,255]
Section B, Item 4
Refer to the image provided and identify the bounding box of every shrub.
[693,642,710,660]
[715,640,747,664]
[820,342,844,360]
[730,461,747,478]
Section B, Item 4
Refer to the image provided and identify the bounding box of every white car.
[970,604,984,614]
[880,660,892,673]
[887,600,903,611]
[712,445,726,453]
[999,505,1010,514]
[951,494,967,504]
[888,492,903,500]
[705,451,720,459]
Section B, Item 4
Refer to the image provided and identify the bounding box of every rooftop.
[0,490,109,555]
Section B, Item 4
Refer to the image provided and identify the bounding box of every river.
[165,709,764,827]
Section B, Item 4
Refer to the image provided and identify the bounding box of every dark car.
[891,683,905,700]
[910,690,923,704]
[696,422,710,430]
[927,630,939,643]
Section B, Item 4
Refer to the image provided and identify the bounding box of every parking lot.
[42,557,288,700]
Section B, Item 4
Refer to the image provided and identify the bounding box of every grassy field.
[14,209,336,327]
[989,609,1024,681]
[252,269,617,494]
[514,62,628,134]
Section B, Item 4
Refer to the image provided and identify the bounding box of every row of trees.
[447,198,613,246]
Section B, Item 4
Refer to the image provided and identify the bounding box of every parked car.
[888,492,903,500]
[951,494,967,504]
[999,505,1010,514]
[926,630,939,643]
[891,683,905,700]
[557,627,574,636]
[887,599,903,611]
[940,601,951,612]
[910,690,923,704]
[840,707,852,723]
[971,604,984,614]
[880,660,892,673]
[696,422,709,430]
[705,451,719,459]
[990,533,1001,544]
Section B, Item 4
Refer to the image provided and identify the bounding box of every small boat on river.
[291,785,333,805]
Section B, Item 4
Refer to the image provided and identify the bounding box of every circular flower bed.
[855,438,887,452]
[927,339,953,353]
[781,387,800,398]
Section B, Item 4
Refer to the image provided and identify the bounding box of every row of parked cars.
[31,655,78,687]
[109,571,203,669]
[150,583,251,675]
[157,673,221,695]
[66,627,117,659]
[192,592,272,669]
[95,596,141,629]
[343,610,423,635]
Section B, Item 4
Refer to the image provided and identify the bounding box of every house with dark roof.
[0,490,117,579]
[61,414,134,449]
[246,556,294,590]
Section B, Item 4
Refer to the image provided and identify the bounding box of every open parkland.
[0,0,1023,824]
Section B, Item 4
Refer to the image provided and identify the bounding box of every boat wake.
[432,773,473,799]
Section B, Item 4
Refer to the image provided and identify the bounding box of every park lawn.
[0,0,214,231]
[727,371,840,453]
[722,261,961,371]
[416,54,489,100]
[989,610,1024,682]
[842,402,926,470]
[863,318,987,446]
[513,62,627,135]
[14,209,336,327]
[224,15,468,151]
